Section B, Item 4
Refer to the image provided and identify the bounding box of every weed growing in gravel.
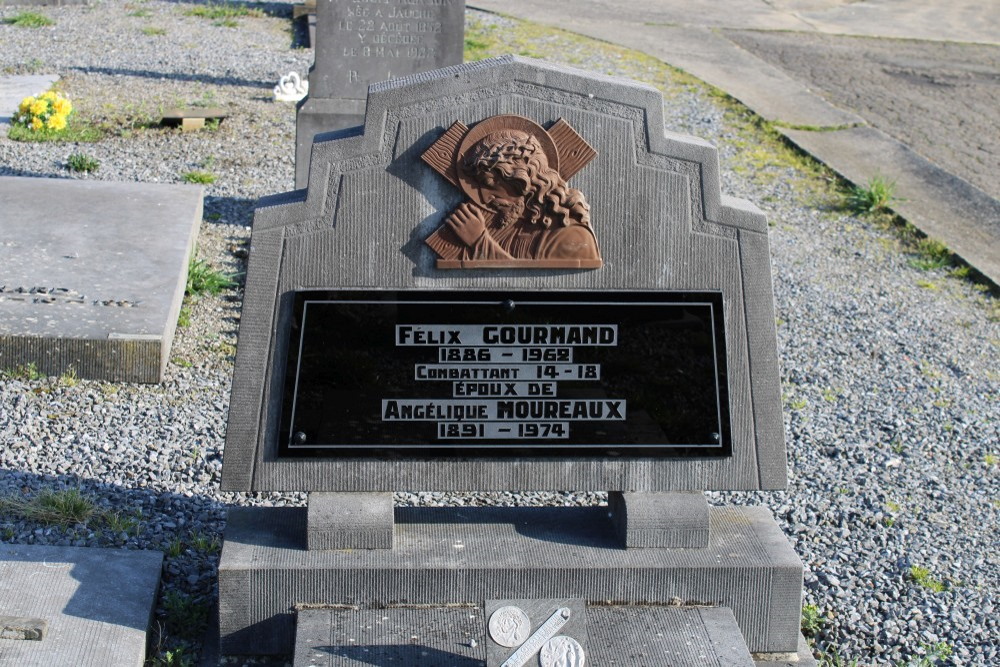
[908,642,953,666]
[908,237,952,271]
[177,305,192,328]
[189,532,221,554]
[128,9,152,18]
[2,362,43,381]
[3,11,55,28]
[142,26,167,36]
[800,604,824,638]
[181,170,216,184]
[845,172,898,214]
[149,646,194,667]
[171,356,193,368]
[164,537,185,558]
[184,3,264,21]
[909,565,947,592]
[186,256,235,296]
[815,646,858,667]
[0,488,96,526]
[103,510,142,536]
[160,590,211,639]
[984,453,997,466]
[66,153,100,173]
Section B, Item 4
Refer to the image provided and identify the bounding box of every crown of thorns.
[465,130,544,171]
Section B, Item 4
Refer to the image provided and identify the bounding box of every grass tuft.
[3,11,55,28]
[66,152,100,173]
[186,256,235,296]
[184,3,265,20]
[0,488,96,526]
[181,170,215,184]
[909,565,947,592]
[845,172,898,214]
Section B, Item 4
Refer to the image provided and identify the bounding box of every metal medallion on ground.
[488,606,532,647]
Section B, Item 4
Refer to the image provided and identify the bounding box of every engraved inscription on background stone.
[332,0,452,96]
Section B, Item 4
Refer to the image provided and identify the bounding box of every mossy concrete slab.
[0,176,202,382]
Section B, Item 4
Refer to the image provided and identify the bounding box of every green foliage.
[845,172,898,214]
[907,642,953,667]
[184,3,265,20]
[128,9,151,18]
[3,12,55,28]
[149,647,194,667]
[0,488,96,526]
[66,152,100,173]
[176,305,191,328]
[142,26,167,36]
[9,122,103,143]
[180,170,215,184]
[189,532,221,554]
[103,510,142,536]
[908,237,951,271]
[815,646,859,667]
[186,257,235,296]
[800,604,823,638]
[909,565,946,592]
[789,397,808,410]
[3,362,43,381]
[164,537,185,558]
[160,590,211,639]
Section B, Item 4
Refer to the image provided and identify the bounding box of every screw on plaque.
[710,432,720,442]
[293,431,307,445]
[502,299,516,313]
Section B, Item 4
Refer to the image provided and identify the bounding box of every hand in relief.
[445,202,488,246]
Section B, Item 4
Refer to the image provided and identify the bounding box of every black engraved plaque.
[277,291,731,458]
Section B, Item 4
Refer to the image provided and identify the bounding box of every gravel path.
[1,3,997,666]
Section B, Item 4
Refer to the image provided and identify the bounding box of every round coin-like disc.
[487,606,531,648]
[539,635,586,667]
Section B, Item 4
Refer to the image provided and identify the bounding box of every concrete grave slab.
[0,176,202,383]
[0,75,59,130]
[220,505,802,656]
[0,543,162,667]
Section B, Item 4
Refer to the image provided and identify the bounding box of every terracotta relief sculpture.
[421,114,602,269]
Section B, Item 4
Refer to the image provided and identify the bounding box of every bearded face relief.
[420,115,602,269]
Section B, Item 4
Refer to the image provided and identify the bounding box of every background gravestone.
[294,0,465,188]
[221,56,808,664]
[0,177,201,383]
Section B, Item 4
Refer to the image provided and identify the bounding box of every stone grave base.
[0,543,162,667]
[220,505,803,657]
[0,177,202,383]
[293,605,790,667]
[294,97,365,188]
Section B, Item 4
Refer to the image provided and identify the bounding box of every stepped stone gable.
[222,55,785,493]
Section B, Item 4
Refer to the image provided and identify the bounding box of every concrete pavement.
[469,0,1000,286]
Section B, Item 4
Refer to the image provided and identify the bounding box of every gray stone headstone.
[295,0,466,187]
[0,543,163,667]
[220,56,803,663]
[225,56,786,494]
[0,177,202,383]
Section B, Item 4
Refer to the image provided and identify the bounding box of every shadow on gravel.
[74,66,273,90]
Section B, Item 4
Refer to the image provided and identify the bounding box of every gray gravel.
[1,3,997,666]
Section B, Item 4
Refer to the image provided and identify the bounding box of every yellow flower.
[19,97,34,114]
[30,99,49,116]
[53,98,72,115]
[46,114,67,131]
[30,117,44,131]
[41,91,57,102]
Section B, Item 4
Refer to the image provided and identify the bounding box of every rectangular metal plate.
[277,291,730,458]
